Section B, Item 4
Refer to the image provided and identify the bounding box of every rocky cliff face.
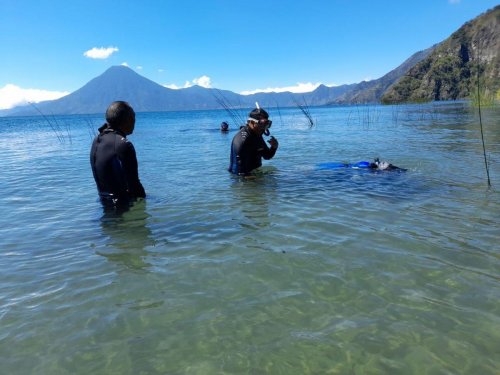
[382,5,500,103]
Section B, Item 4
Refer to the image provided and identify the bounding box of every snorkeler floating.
[369,158,406,171]
[317,158,406,171]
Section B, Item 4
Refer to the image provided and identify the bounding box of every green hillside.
[382,5,500,104]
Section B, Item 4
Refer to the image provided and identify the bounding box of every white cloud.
[158,69,164,73]
[164,75,213,90]
[0,84,69,110]
[240,82,325,95]
[121,62,129,67]
[136,66,143,70]
[192,75,212,88]
[163,81,192,90]
[83,46,119,59]
[163,83,181,89]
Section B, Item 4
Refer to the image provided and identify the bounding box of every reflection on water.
[97,200,156,272]
[229,168,279,231]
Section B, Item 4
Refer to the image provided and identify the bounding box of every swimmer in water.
[369,158,406,171]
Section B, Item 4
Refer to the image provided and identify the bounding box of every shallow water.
[0,102,499,374]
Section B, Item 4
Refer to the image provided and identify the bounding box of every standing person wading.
[228,105,279,176]
[90,101,145,208]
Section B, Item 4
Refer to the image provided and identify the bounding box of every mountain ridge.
[382,5,499,103]
[2,7,496,117]
[1,45,434,116]
[1,48,427,116]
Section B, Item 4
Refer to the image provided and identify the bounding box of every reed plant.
[294,97,314,128]
[470,44,492,187]
[212,89,246,127]
[29,102,71,144]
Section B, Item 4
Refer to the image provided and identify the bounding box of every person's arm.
[260,136,278,160]
[120,141,146,198]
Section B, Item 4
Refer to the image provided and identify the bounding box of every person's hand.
[268,136,279,150]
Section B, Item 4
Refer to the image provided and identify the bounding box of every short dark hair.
[248,107,269,121]
[105,101,134,128]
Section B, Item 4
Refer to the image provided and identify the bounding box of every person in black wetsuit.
[90,101,145,207]
[369,158,406,171]
[228,106,279,176]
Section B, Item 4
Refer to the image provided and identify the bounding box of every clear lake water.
[0,102,499,374]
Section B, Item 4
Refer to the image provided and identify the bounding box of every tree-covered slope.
[382,5,499,103]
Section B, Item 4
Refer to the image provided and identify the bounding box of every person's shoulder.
[239,125,250,137]
[114,133,135,151]
[111,132,128,143]
[233,126,247,139]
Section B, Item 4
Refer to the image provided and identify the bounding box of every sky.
[0,0,498,109]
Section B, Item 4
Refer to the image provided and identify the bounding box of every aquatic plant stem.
[28,102,65,143]
[294,96,314,128]
[213,89,246,126]
[476,74,491,187]
[474,42,491,188]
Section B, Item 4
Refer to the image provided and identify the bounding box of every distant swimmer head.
[248,106,272,136]
[220,121,229,132]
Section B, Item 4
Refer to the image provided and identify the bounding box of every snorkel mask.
[249,102,272,136]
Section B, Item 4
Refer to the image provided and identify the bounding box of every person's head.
[105,101,136,135]
[220,121,229,131]
[247,107,272,135]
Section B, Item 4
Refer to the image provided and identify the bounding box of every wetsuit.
[90,124,145,206]
[316,159,406,171]
[228,125,277,175]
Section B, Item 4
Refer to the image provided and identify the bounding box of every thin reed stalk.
[274,100,284,128]
[476,67,491,187]
[212,89,246,126]
[473,43,491,188]
[86,116,97,141]
[294,96,314,128]
[29,102,65,143]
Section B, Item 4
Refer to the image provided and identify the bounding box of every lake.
[0,102,499,374]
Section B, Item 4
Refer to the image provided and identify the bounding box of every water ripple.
[1,105,499,374]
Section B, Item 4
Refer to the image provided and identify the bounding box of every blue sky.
[0,0,498,109]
